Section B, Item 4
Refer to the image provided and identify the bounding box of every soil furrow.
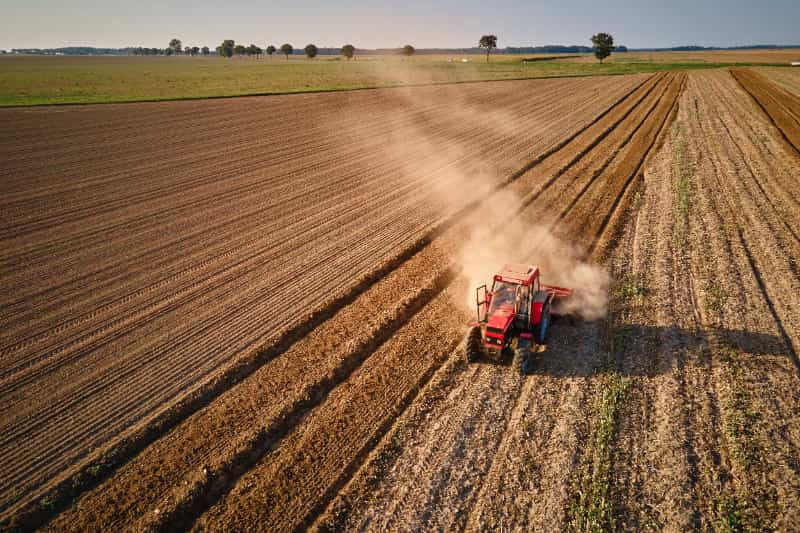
[1,75,648,526]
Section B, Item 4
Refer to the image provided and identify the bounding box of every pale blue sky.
[2,0,798,51]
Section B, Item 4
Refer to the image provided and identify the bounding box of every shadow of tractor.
[474,317,788,378]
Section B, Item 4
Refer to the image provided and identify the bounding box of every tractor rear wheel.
[465,326,483,363]
[514,337,531,375]
[534,301,551,345]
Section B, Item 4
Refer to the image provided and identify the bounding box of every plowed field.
[2,67,799,531]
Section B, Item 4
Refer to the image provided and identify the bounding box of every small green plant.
[570,374,630,532]
[704,280,728,317]
[721,371,763,468]
[674,128,691,229]
[0,514,18,530]
[71,472,86,490]
[613,274,647,305]
[39,494,57,512]
[87,463,105,477]
[717,495,744,533]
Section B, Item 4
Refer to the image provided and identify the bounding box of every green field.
[0,54,788,106]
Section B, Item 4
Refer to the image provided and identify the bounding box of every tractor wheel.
[465,326,483,363]
[514,338,531,375]
[534,302,551,345]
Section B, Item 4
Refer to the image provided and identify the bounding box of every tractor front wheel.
[465,326,484,363]
[514,337,531,375]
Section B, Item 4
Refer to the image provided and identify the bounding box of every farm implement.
[465,263,572,373]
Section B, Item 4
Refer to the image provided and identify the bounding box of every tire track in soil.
[731,68,800,155]
[466,72,686,531]
[15,75,649,528]
[689,71,800,530]
[1,72,648,520]
[303,73,683,533]
[159,75,670,532]
[607,69,800,531]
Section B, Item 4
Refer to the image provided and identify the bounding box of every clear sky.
[2,0,798,51]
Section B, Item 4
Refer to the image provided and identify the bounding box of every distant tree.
[304,44,319,59]
[479,35,497,62]
[165,47,174,56]
[266,44,276,58]
[191,46,200,56]
[247,44,262,58]
[591,32,615,63]
[341,44,355,60]
[234,44,246,57]
[169,38,182,54]
[219,39,234,58]
[201,46,210,56]
[280,43,293,59]
[402,44,415,57]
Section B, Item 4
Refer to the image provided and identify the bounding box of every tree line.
[132,34,615,62]
[151,38,413,59]
[215,41,387,60]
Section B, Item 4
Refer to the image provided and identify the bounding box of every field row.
[314,71,684,532]
[6,67,800,530]
[0,74,647,520]
[605,69,800,530]
[42,71,683,531]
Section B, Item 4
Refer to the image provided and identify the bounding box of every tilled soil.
[313,72,684,533]
[732,68,800,153]
[0,75,647,520]
[595,69,800,531]
[43,72,675,531]
[5,68,800,531]
[758,66,800,98]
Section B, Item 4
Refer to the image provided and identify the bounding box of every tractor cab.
[475,264,540,350]
[466,263,573,374]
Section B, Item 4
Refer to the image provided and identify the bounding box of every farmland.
[0,51,793,106]
[565,48,800,64]
[1,64,800,531]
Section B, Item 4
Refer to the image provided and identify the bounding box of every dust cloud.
[322,57,610,321]
[459,188,609,321]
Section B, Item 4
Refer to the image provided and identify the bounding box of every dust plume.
[459,188,609,321]
[320,56,610,321]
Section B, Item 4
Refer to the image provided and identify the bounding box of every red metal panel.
[532,301,543,325]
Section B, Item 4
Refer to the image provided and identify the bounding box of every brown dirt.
[731,68,800,153]
[604,69,800,530]
[274,72,684,533]
[757,66,800,97]
[5,66,800,532]
[0,74,647,525]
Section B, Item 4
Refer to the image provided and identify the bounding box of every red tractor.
[465,263,572,373]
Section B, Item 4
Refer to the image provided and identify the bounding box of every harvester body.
[465,263,572,373]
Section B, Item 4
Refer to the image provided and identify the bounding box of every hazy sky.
[2,0,798,51]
